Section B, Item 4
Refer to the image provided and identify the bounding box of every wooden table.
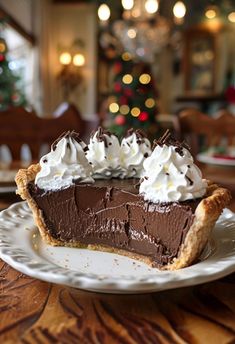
[0,168,235,343]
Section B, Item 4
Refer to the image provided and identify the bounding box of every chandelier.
[98,0,186,63]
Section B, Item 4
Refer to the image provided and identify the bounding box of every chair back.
[179,108,235,157]
[0,104,85,162]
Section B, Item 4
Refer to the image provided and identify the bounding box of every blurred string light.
[139,73,151,84]
[0,42,6,53]
[145,98,155,108]
[145,0,159,14]
[131,7,141,18]
[120,104,130,114]
[127,28,137,38]
[122,52,132,61]
[98,4,110,21]
[121,0,134,10]
[228,12,235,23]
[131,107,141,117]
[109,102,119,113]
[122,74,133,84]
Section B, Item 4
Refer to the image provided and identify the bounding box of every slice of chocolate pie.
[15,129,231,270]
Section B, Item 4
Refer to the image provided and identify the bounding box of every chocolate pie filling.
[28,179,200,267]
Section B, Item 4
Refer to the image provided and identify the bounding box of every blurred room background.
[0,0,234,164]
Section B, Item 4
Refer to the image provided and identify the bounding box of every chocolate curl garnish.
[51,130,83,151]
[91,126,117,148]
[153,130,190,156]
[124,128,148,144]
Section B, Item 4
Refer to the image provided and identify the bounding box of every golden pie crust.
[15,164,231,270]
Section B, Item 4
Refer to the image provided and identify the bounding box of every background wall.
[40,1,97,119]
[0,0,97,119]
[0,0,33,34]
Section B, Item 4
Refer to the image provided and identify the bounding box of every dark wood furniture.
[0,105,85,161]
[179,108,235,191]
[179,108,235,156]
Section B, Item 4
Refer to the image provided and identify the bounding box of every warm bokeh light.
[121,0,134,10]
[173,1,186,18]
[122,52,132,61]
[145,98,155,108]
[59,52,72,65]
[127,28,137,39]
[73,54,85,66]
[109,102,119,113]
[145,0,159,14]
[205,9,216,19]
[0,43,6,53]
[131,8,141,18]
[108,96,117,103]
[98,4,111,21]
[122,74,133,84]
[228,12,235,23]
[139,74,151,84]
[120,105,130,115]
[131,107,141,117]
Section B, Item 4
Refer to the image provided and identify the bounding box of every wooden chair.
[179,108,235,156]
[0,104,85,162]
[179,108,235,189]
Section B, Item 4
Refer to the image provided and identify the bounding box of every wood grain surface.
[0,167,235,344]
[0,259,235,344]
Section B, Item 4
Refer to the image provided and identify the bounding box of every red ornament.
[12,93,20,102]
[120,96,127,105]
[115,115,126,125]
[137,87,146,95]
[124,88,133,97]
[139,111,149,122]
[225,86,235,104]
[0,54,5,62]
[114,62,122,73]
[114,82,122,92]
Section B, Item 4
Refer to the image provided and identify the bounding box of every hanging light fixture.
[59,52,72,65]
[205,9,216,19]
[205,5,218,19]
[145,0,159,14]
[173,1,186,19]
[173,1,186,24]
[98,4,111,21]
[121,0,134,10]
[228,12,235,23]
[73,54,85,67]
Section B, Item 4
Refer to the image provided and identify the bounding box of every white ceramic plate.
[197,153,235,167]
[0,202,235,294]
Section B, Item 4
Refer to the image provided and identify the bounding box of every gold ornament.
[0,42,6,53]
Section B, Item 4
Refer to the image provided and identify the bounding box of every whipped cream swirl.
[35,132,94,191]
[139,133,207,203]
[86,127,125,179]
[120,129,151,178]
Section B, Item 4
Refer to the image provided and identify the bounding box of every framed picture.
[183,27,217,94]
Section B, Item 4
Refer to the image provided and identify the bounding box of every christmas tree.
[0,36,27,111]
[107,54,158,138]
